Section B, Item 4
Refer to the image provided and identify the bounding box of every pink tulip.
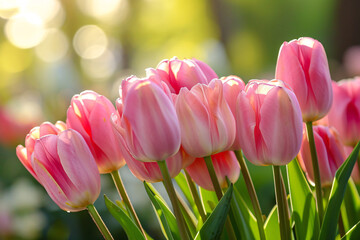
[237,79,303,166]
[275,37,333,122]
[116,77,181,162]
[146,57,218,94]
[31,129,101,212]
[66,90,125,173]
[175,79,236,158]
[16,121,66,181]
[298,125,345,186]
[221,75,246,150]
[326,78,360,147]
[186,151,240,191]
[343,146,360,184]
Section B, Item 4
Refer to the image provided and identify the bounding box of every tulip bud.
[221,75,246,150]
[146,57,218,94]
[67,90,125,173]
[298,125,345,186]
[118,77,181,162]
[175,79,236,158]
[16,121,66,181]
[32,129,101,212]
[186,151,240,191]
[237,79,303,166]
[326,78,360,147]
[275,37,333,122]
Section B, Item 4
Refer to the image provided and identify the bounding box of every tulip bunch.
[16,39,360,240]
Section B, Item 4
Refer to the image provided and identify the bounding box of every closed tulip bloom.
[275,37,333,122]
[186,151,240,191]
[146,57,218,94]
[237,79,303,165]
[327,78,360,147]
[67,90,125,173]
[298,125,345,186]
[119,77,181,162]
[16,121,66,181]
[221,75,246,150]
[32,129,101,212]
[176,79,236,158]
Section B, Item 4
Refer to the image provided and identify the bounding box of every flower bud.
[175,79,236,157]
[275,37,333,122]
[67,90,125,173]
[298,125,345,186]
[236,79,303,165]
[32,129,101,212]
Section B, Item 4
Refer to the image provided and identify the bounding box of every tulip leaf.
[341,220,360,240]
[199,187,218,214]
[194,185,233,240]
[230,184,258,240]
[287,158,319,239]
[319,141,360,240]
[264,204,280,239]
[144,182,180,240]
[104,195,146,240]
[176,190,197,238]
[341,178,360,233]
[174,172,199,217]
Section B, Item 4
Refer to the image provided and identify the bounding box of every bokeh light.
[35,29,69,62]
[73,25,108,59]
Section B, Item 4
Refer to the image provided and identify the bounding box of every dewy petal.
[57,129,100,201]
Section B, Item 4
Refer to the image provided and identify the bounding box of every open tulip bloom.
[15,49,360,240]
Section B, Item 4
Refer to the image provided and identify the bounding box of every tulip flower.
[67,90,125,174]
[175,79,235,158]
[236,79,303,166]
[326,78,360,147]
[298,125,345,186]
[221,75,246,150]
[31,129,101,212]
[186,151,240,191]
[16,121,66,181]
[117,76,181,162]
[275,37,333,122]
[146,57,218,94]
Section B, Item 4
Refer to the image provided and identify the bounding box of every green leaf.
[341,220,360,240]
[264,205,280,239]
[194,185,233,240]
[287,158,319,239]
[199,187,218,214]
[319,141,360,240]
[104,195,146,240]
[176,190,197,238]
[341,178,360,233]
[144,182,180,240]
[174,172,199,217]
[230,183,259,240]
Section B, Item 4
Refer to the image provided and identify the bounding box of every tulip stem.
[110,170,146,238]
[235,150,266,240]
[87,204,114,240]
[204,156,223,200]
[157,160,190,240]
[306,121,324,225]
[204,156,237,240]
[273,166,291,240]
[184,170,208,222]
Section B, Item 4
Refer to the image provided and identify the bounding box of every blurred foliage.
[0,0,353,239]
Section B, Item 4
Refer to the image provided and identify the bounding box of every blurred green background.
[1,0,359,239]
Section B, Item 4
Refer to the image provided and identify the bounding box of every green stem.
[87,204,114,240]
[273,166,291,240]
[204,156,223,200]
[184,170,207,222]
[204,156,236,240]
[157,160,190,240]
[110,170,146,238]
[234,150,266,240]
[306,121,324,225]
